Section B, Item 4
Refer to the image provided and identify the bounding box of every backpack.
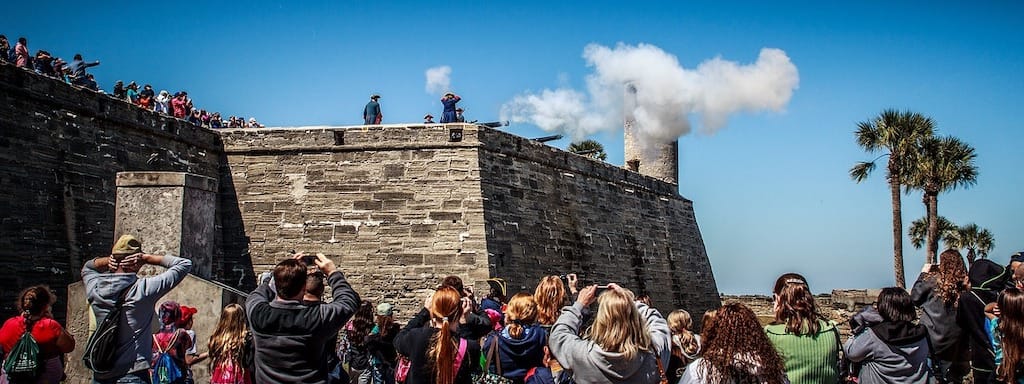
[152,332,185,384]
[83,286,131,373]
[3,320,41,382]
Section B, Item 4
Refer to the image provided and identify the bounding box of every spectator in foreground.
[82,234,193,383]
[548,283,670,384]
[680,302,788,384]
[152,301,193,384]
[483,292,547,383]
[0,285,76,384]
[989,287,1024,384]
[911,249,970,382]
[764,273,839,384]
[960,258,1013,383]
[245,253,359,384]
[394,286,482,384]
[845,287,932,384]
[208,303,253,384]
[362,302,400,384]
[666,309,701,383]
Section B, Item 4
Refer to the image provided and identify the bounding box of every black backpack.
[83,286,131,374]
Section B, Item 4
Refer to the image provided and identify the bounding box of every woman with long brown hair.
[911,249,969,382]
[394,287,481,384]
[680,302,788,384]
[0,285,75,384]
[207,304,252,384]
[483,292,547,383]
[764,273,839,384]
[548,283,670,384]
[990,287,1024,383]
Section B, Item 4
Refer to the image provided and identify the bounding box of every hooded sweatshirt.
[844,320,932,384]
[958,258,1011,381]
[81,255,193,379]
[910,273,967,360]
[482,323,548,381]
[548,302,670,384]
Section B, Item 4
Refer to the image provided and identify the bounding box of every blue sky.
[9,1,1023,294]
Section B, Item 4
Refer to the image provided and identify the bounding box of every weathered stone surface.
[0,65,222,319]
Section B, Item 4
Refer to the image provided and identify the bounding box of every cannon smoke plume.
[425,65,452,94]
[500,43,800,149]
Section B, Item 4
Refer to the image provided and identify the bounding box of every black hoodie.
[958,259,1011,381]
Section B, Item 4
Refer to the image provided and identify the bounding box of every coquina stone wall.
[219,124,720,316]
[0,64,222,319]
[1,60,720,322]
[476,129,719,315]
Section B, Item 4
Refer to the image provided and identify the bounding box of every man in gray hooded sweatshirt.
[82,235,193,384]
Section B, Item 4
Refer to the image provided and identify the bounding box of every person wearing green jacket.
[764,273,840,384]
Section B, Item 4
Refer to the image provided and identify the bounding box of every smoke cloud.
[425,65,452,94]
[500,44,799,144]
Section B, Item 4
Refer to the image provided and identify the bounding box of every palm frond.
[850,161,877,182]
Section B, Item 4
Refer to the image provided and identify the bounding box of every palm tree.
[850,109,935,288]
[908,215,957,250]
[947,223,995,264]
[905,136,978,264]
[568,140,608,161]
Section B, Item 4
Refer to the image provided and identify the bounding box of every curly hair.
[997,288,1024,383]
[771,273,822,335]
[930,249,968,307]
[700,302,787,384]
[534,275,565,326]
[17,285,55,317]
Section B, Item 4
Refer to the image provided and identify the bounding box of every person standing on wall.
[363,94,382,124]
[439,93,461,123]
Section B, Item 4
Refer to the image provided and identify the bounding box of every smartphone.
[301,254,317,265]
[595,284,610,295]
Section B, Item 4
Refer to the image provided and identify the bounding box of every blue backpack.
[151,333,184,384]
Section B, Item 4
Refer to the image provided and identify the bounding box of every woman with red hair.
[394,287,481,384]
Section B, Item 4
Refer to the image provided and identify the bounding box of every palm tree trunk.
[967,248,977,264]
[926,192,939,264]
[890,176,905,288]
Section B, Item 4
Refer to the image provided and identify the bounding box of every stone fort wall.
[0,64,223,319]
[1,62,719,321]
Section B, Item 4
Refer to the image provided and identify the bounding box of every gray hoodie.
[844,321,933,384]
[549,302,671,384]
[82,255,193,379]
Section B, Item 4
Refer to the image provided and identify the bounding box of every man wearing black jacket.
[246,253,360,384]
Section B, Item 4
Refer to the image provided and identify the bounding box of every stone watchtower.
[623,83,680,185]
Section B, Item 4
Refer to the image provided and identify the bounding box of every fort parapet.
[0,62,719,323]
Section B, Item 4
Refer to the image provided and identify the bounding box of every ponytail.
[428,287,463,384]
[430,317,457,384]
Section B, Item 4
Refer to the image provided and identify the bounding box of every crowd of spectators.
[1,240,1017,384]
[1,34,263,129]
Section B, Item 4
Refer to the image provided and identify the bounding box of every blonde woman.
[207,304,252,384]
[667,309,702,383]
[483,293,547,383]
[548,283,671,384]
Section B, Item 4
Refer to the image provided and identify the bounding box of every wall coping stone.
[115,171,218,192]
